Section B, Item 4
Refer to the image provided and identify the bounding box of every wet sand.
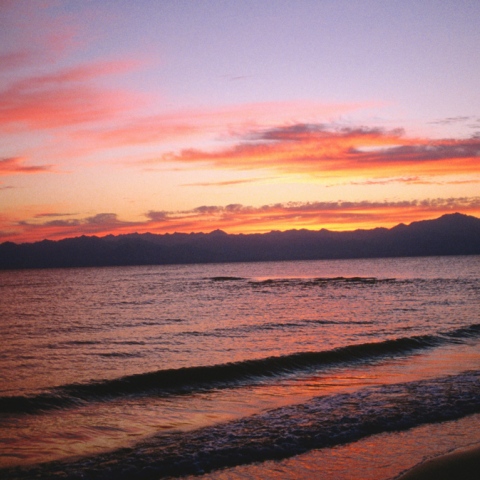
[396,444,480,480]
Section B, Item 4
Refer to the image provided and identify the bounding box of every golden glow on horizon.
[3,199,479,244]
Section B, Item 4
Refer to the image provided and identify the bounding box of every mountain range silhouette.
[1,213,479,269]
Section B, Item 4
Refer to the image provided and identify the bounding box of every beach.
[396,444,480,480]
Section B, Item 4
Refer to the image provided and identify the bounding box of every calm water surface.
[0,256,479,479]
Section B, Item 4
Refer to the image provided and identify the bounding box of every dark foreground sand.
[396,444,480,480]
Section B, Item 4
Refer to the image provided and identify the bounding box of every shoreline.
[396,444,480,480]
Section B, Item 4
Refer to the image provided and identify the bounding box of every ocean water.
[0,256,479,479]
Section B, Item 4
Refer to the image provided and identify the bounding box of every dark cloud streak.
[0,157,51,175]
[160,122,479,176]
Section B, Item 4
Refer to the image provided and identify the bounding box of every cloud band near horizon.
[2,197,480,244]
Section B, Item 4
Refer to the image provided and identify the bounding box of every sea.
[0,255,479,479]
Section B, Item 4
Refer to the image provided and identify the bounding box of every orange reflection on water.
[2,338,479,468]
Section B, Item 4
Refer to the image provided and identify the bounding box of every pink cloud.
[79,101,368,150]
[86,118,198,147]
[0,157,51,175]
[0,60,144,132]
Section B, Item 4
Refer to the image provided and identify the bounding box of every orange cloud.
[0,157,51,175]
[160,124,480,179]
[3,197,480,244]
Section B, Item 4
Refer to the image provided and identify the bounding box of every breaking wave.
[1,323,479,415]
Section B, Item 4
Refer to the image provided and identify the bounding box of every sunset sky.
[1,0,480,243]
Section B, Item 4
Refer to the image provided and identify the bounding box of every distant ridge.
[0,213,479,270]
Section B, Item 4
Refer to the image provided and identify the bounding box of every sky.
[1,0,480,244]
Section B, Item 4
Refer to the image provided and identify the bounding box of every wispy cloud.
[181,177,274,187]
[0,60,143,132]
[330,175,480,187]
[4,197,480,243]
[34,212,78,218]
[0,50,35,69]
[345,176,424,186]
[0,157,51,175]
[429,116,476,125]
[82,101,366,151]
